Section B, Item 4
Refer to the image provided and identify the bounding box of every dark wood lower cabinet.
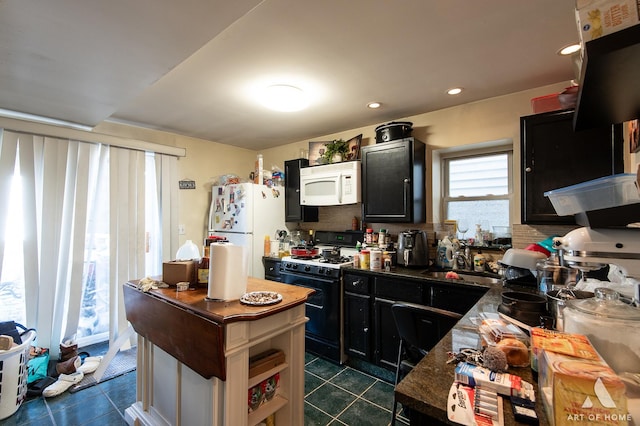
[373,298,398,369]
[343,270,484,373]
[431,285,487,315]
[344,292,371,359]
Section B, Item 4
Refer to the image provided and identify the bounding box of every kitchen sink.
[420,270,503,286]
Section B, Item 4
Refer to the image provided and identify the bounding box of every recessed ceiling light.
[259,85,308,112]
[447,87,463,95]
[367,102,381,109]
[558,43,581,55]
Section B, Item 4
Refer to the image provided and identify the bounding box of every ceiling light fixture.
[260,84,308,112]
[367,102,381,109]
[558,43,581,55]
[0,108,94,131]
[447,87,463,95]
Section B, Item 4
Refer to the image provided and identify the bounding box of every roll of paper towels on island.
[207,243,248,300]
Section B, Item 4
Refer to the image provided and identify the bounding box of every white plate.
[240,291,283,306]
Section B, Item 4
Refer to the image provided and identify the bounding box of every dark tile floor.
[6,350,409,426]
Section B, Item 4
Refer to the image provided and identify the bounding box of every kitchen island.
[122,278,314,426]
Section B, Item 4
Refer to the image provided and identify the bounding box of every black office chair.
[390,302,462,425]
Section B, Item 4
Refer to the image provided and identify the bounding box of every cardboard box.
[530,327,601,371]
[531,93,563,114]
[575,0,640,44]
[162,260,196,285]
[539,350,629,426]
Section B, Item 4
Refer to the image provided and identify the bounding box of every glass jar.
[564,288,640,373]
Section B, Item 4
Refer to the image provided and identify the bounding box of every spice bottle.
[378,229,387,248]
[365,228,373,244]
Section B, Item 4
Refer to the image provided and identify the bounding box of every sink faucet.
[453,246,473,271]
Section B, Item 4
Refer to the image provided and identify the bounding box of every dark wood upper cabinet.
[361,138,426,223]
[574,24,640,131]
[520,109,624,224]
[284,159,318,223]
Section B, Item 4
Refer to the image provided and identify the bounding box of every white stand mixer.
[553,227,640,304]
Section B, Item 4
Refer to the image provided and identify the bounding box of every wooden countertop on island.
[123,277,314,381]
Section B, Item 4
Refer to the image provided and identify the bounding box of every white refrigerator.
[208,183,286,279]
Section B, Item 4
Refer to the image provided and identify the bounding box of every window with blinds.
[443,151,512,238]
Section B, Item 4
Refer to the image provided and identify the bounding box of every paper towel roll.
[207,243,248,301]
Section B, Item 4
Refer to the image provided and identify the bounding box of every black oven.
[279,264,342,363]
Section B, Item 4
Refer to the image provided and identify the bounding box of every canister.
[370,249,382,271]
[563,287,640,374]
[360,249,370,270]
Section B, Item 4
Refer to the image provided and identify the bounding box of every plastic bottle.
[197,245,210,287]
[360,249,370,270]
[474,250,486,272]
[352,216,359,231]
[264,235,271,257]
[475,224,483,244]
[176,239,200,260]
[255,154,264,184]
[370,249,382,271]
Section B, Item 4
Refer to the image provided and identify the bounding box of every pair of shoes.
[60,339,78,361]
[43,371,84,397]
[77,356,102,374]
[56,355,81,375]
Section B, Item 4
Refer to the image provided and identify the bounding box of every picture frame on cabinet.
[345,133,362,161]
[630,119,639,153]
[308,141,330,165]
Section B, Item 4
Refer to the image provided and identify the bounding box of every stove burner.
[318,256,352,264]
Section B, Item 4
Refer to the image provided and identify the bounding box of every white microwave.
[300,161,361,206]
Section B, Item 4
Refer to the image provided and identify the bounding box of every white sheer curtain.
[0,128,177,357]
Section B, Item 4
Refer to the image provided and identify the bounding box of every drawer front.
[374,277,423,303]
[344,273,370,294]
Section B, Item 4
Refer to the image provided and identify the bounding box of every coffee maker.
[398,230,429,267]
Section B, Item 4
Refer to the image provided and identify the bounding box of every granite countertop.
[393,281,549,425]
[342,264,548,424]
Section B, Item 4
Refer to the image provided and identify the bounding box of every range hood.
[573,24,640,131]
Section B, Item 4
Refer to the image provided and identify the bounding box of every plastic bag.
[27,347,50,384]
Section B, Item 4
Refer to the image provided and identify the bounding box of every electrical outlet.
[179,180,196,189]
[178,224,185,235]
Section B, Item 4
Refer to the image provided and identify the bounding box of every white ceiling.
[0,0,579,150]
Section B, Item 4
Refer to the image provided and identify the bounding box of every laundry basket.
[0,330,36,420]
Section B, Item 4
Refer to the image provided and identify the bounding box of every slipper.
[43,371,84,397]
[77,356,102,374]
[56,355,81,375]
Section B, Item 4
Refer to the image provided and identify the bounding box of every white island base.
[123,280,310,426]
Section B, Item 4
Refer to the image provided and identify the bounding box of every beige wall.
[98,80,640,250]
[94,122,256,246]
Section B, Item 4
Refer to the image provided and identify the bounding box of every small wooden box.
[249,349,285,378]
[162,260,196,286]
